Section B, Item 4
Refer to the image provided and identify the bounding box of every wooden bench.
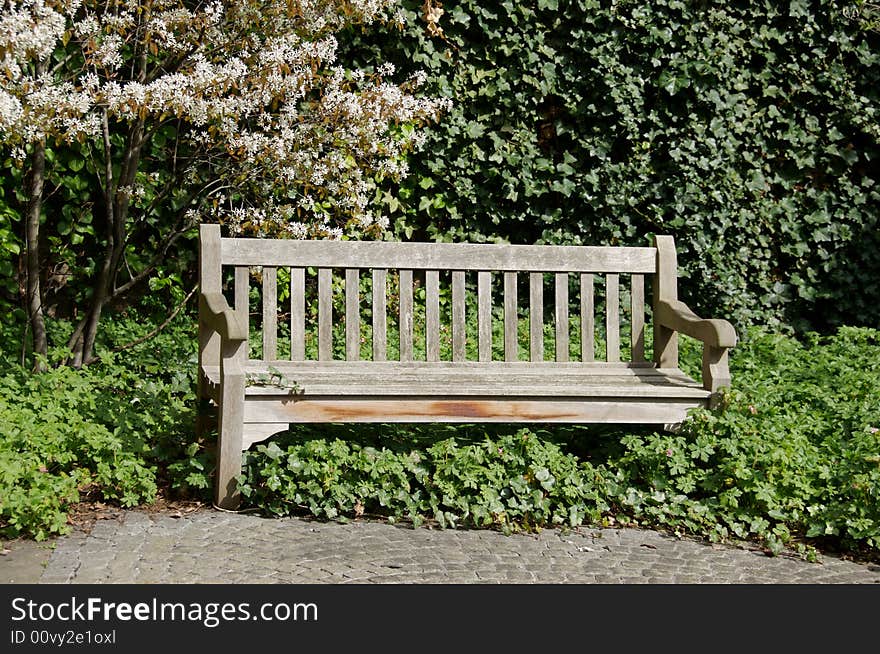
[198,224,737,509]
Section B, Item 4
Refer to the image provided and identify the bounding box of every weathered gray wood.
[290,267,305,361]
[215,337,247,509]
[703,346,731,398]
[234,266,250,350]
[214,359,670,374]
[372,269,387,361]
[318,268,332,361]
[241,381,706,398]
[530,273,544,362]
[345,268,360,361]
[244,397,704,425]
[477,271,492,362]
[655,299,737,348]
[204,360,670,384]
[425,270,440,362]
[221,238,657,273]
[580,273,594,362]
[631,273,645,362]
[653,235,678,368]
[200,293,247,342]
[555,273,569,362]
[242,423,290,450]
[198,225,222,376]
[262,266,277,360]
[399,270,414,362]
[606,273,620,362]
[200,226,739,511]
[655,298,737,396]
[234,267,249,315]
[452,270,466,362]
[504,272,518,362]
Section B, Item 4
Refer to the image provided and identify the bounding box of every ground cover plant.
[1,300,877,562]
[239,325,880,560]
[0,310,203,540]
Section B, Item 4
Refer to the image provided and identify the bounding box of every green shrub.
[239,327,880,558]
[240,426,609,534]
[605,327,880,555]
[0,312,207,540]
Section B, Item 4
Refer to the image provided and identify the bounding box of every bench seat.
[200,361,710,447]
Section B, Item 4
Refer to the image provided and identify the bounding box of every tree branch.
[108,284,198,356]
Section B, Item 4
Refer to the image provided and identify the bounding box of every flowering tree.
[0,0,449,367]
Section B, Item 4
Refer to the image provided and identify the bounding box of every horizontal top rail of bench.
[218,238,658,274]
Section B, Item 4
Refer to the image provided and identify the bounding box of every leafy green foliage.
[2,298,878,559]
[0,311,206,540]
[240,426,609,534]
[344,0,880,332]
[610,327,880,555]
[239,327,880,559]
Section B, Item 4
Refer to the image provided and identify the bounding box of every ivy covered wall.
[345,0,880,332]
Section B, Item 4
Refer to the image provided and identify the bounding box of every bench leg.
[702,345,731,405]
[215,371,245,510]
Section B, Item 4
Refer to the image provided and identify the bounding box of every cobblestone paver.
[39,510,880,584]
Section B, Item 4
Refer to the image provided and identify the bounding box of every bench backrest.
[199,224,680,367]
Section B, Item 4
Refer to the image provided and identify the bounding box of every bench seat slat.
[202,363,708,399]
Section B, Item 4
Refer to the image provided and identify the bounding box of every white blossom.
[0,0,450,237]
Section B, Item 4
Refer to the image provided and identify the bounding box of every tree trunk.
[67,117,146,367]
[24,139,48,371]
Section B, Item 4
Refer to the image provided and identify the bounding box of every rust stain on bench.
[431,401,579,421]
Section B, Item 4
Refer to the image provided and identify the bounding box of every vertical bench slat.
[399,270,414,362]
[261,266,277,360]
[345,268,360,361]
[580,273,594,362]
[529,273,544,362]
[477,271,492,362]
[318,268,332,361]
[606,273,620,362]
[235,266,250,357]
[426,270,440,362]
[452,270,466,362]
[504,272,518,362]
[372,269,387,361]
[555,273,569,362]
[290,267,305,361]
[631,273,645,362]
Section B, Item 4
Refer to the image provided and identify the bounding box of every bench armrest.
[655,299,737,348]
[655,299,736,397]
[200,292,247,342]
